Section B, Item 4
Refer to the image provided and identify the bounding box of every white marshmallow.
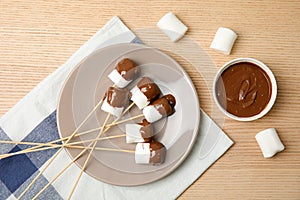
[255,128,285,158]
[108,69,131,88]
[157,12,188,42]
[143,105,162,123]
[100,97,124,117]
[130,86,149,109]
[210,27,238,55]
[135,143,150,164]
[125,124,145,143]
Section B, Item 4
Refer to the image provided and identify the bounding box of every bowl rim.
[213,57,277,121]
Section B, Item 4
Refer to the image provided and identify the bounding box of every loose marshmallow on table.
[157,12,188,42]
[255,128,285,158]
[108,58,139,88]
[125,119,154,143]
[210,27,238,55]
[143,94,176,123]
[101,87,129,117]
[135,141,166,165]
[130,77,161,109]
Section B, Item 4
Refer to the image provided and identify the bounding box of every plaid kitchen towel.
[0,16,233,200]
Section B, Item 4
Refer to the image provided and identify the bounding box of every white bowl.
[213,58,277,121]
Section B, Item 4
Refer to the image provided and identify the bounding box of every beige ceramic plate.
[57,43,200,186]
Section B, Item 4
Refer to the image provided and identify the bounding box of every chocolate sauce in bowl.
[216,62,272,117]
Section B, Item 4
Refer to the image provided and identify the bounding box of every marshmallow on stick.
[101,87,129,117]
[130,77,161,109]
[125,119,154,143]
[135,141,166,165]
[108,58,139,88]
[143,94,176,123]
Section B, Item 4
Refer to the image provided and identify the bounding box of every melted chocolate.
[216,62,272,117]
[152,94,176,117]
[162,94,176,108]
[149,141,166,165]
[137,77,161,101]
[116,58,139,81]
[137,119,154,142]
[105,87,129,108]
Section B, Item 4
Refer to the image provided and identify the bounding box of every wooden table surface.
[1,0,299,199]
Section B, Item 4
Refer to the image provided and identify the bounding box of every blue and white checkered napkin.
[0,16,233,200]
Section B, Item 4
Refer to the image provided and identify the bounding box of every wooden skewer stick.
[32,142,135,200]
[33,113,111,200]
[17,98,104,200]
[33,102,136,199]
[32,138,95,200]
[108,113,144,127]
[81,112,144,134]
[0,104,137,159]
[2,103,137,158]
[69,146,134,153]
[0,134,126,160]
[0,145,135,159]
[57,102,136,142]
[68,113,111,199]
[93,147,135,153]
[0,140,61,146]
[4,102,135,159]
[45,145,135,153]
[68,102,134,199]
[19,100,136,199]
[0,113,144,160]
[0,134,125,149]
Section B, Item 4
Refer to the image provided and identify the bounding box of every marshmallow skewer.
[125,119,154,143]
[108,58,139,88]
[135,141,166,165]
[101,87,130,117]
[130,77,161,109]
[143,94,176,123]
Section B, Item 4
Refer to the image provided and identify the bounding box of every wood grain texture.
[0,0,299,199]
